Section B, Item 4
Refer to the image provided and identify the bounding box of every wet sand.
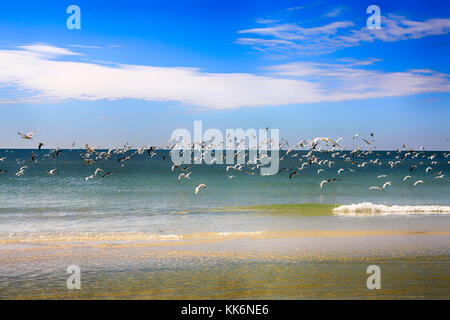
[1,229,449,299]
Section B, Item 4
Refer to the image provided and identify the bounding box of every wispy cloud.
[237,14,450,55]
[0,45,448,109]
[19,44,82,57]
[68,44,101,49]
[268,61,450,101]
[323,6,345,18]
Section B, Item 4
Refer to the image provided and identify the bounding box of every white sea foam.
[333,202,450,216]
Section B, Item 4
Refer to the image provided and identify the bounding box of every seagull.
[317,169,324,174]
[46,169,57,175]
[0,157,6,162]
[370,181,391,191]
[320,180,328,188]
[85,144,95,154]
[425,167,433,173]
[403,175,412,182]
[94,168,104,176]
[413,180,424,187]
[102,172,112,178]
[85,175,94,182]
[337,168,344,175]
[18,131,36,140]
[289,171,298,179]
[38,143,44,151]
[377,175,387,179]
[353,134,359,140]
[195,184,207,194]
[435,175,444,179]
[15,166,27,177]
[15,170,24,177]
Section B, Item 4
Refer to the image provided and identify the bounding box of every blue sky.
[0,0,449,149]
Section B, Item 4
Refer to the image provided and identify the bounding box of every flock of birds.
[0,130,448,195]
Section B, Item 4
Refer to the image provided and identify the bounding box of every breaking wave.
[333,202,450,216]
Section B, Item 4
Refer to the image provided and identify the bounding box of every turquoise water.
[0,149,449,235]
[0,149,449,299]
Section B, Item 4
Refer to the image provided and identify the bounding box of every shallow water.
[0,149,449,299]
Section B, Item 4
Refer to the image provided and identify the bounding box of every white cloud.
[68,44,101,49]
[268,62,450,101]
[0,45,449,109]
[18,44,81,57]
[238,21,355,40]
[323,6,345,18]
[237,14,450,55]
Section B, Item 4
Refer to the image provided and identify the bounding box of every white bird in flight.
[17,131,36,140]
[46,169,57,175]
[369,181,391,191]
[414,180,424,187]
[178,172,192,182]
[195,184,207,194]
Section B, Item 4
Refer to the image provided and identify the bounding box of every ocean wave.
[0,230,266,244]
[1,229,449,246]
[333,202,450,216]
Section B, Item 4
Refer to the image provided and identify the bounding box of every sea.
[0,149,449,299]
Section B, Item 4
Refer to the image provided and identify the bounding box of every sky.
[0,0,449,150]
